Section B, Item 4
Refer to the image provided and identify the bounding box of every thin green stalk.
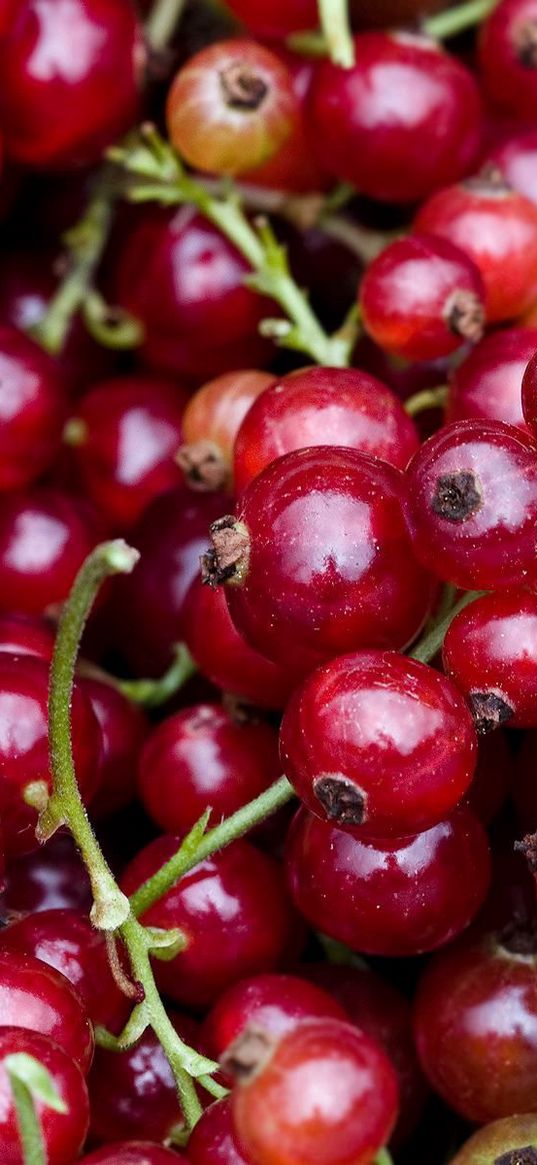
[375,1150,394,1165]
[145,0,188,52]
[317,0,355,67]
[424,0,496,39]
[7,1074,46,1165]
[130,776,294,917]
[411,590,483,664]
[405,386,448,417]
[118,644,196,707]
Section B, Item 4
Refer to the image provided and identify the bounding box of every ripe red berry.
[414,175,537,321]
[450,1114,537,1165]
[0,950,94,1072]
[81,1146,188,1165]
[203,446,434,676]
[466,731,510,825]
[286,806,491,956]
[280,650,477,837]
[229,1017,399,1165]
[479,0,537,120]
[222,0,317,37]
[0,0,144,169]
[3,832,92,916]
[404,419,537,590]
[0,1026,89,1165]
[0,612,55,660]
[0,325,66,490]
[233,366,419,495]
[308,33,482,203]
[360,234,485,363]
[81,675,148,819]
[447,326,537,431]
[166,40,299,176]
[178,369,273,493]
[485,128,537,206]
[187,1098,253,1165]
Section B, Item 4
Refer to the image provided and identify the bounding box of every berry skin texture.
[178,369,273,493]
[223,0,317,37]
[360,234,485,363]
[479,0,537,120]
[82,675,148,819]
[0,950,94,1073]
[229,1017,399,1165]
[120,837,301,1009]
[233,366,419,495]
[188,1098,255,1165]
[166,40,299,177]
[138,703,281,834]
[449,1114,537,1165]
[0,325,66,490]
[81,1146,189,1165]
[286,806,491,957]
[0,1026,89,1165]
[443,590,537,731]
[447,326,537,432]
[4,832,92,916]
[414,177,537,322]
[308,33,482,204]
[279,650,477,837]
[414,927,537,1122]
[522,348,537,436]
[404,419,537,591]
[204,446,434,676]
[0,0,144,169]
[485,128,537,207]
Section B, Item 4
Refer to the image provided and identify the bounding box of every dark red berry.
[485,129,537,207]
[81,1145,188,1165]
[447,326,537,432]
[82,675,148,819]
[0,950,94,1072]
[0,612,55,660]
[3,832,92,916]
[479,0,537,120]
[522,347,537,436]
[0,325,66,490]
[223,0,317,37]
[188,1098,250,1165]
[0,1026,89,1165]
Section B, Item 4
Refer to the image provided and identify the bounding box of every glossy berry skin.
[466,731,510,825]
[138,704,280,834]
[280,650,477,838]
[0,909,129,1031]
[404,419,537,590]
[0,325,66,490]
[68,377,189,530]
[183,579,294,709]
[0,488,99,615]
[233,367,419,494]
[286,806,491,956]
[308,33,482,204]
[108,485,227,676]
[83,675,148,819]
[230,1017,399,1165]
[89,1013,201,1144]
[447,326,537,432]
[360,234,485,363]
[522,348,537,436]
[188,1099,254,1165]
[485,128,537,206]
[0,654,101,857]
[206,446,434,676]
[450,1114,537,1165]
[166,40,299,177]
[0,1026,89,1165]
[81,1146,188,1165]
[479,0,537,119]
[115,207,269,379]
[0,950,93,1072]
[414,177,537,321]
[223,0,316,37]
[203,973,347,1079]
[414,927,537,1121]
[443,590,537,731]
[4,832,92,916]
[121,836,300,1008]
[178,369,273,493]
[0,0,144,169]
[0,612,55,660]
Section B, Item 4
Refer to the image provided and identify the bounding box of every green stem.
[374,1150,394,1165]
[118,643,196,707]
[130,775,294,916]
[317,0,355,67]
[145,0,188,52]
[424,0,496,40]
[7,1073,46,1165]
[405,386,448,417]
[410,590,483,664]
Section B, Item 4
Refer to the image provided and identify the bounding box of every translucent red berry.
[0,1026,89,1165]
[447,326,537,432]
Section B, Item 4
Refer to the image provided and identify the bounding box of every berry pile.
[2,2,537,1165]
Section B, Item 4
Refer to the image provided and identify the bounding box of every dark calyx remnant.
[220,62,268,110]
[431,469,483,523]
[200,515,250,587]
[499,915,537,957]
[469,691,514,735]
[221,1026,275,1082]
[515,831,537,875]
[446,289,485,344]
[495,1149,537,1165]
[176,440,228,492]
[516,20,537,68]
[314,775,366,827]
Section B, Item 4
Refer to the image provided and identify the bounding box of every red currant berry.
[0,1026,89,1165]
[466,731,511,825]
[0,654,101,857]
[308,33,482,203]
[0,325,66,490]
[4,833,92,915]
[414,922,537,1121]
[114,207,269,379]
[286,806,491,956]
[233,366,419,495]
[479,0,537,120]
[229,1017,399,1165]
[83,676,148,819]
[485,129,537,206]
[280,649,477,837]
[67,376,189,530]
[0,950,93,1072]
[120,837,301,1008]
[138,704,280,835]
[188,1098,252,1165]
[223,0,317,37]
[178,369,273,493]
[404,419,537,590]
[203,447,434,675]
[166,40,299,177]
[447,326,537,432]
[360,234,485,363]
[0,908,129,1032]
[450,1114,537,1165]
[0,0,144,169]
[414,174,537,321]
[81,1145,188,1165]
[0,612,55,660]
